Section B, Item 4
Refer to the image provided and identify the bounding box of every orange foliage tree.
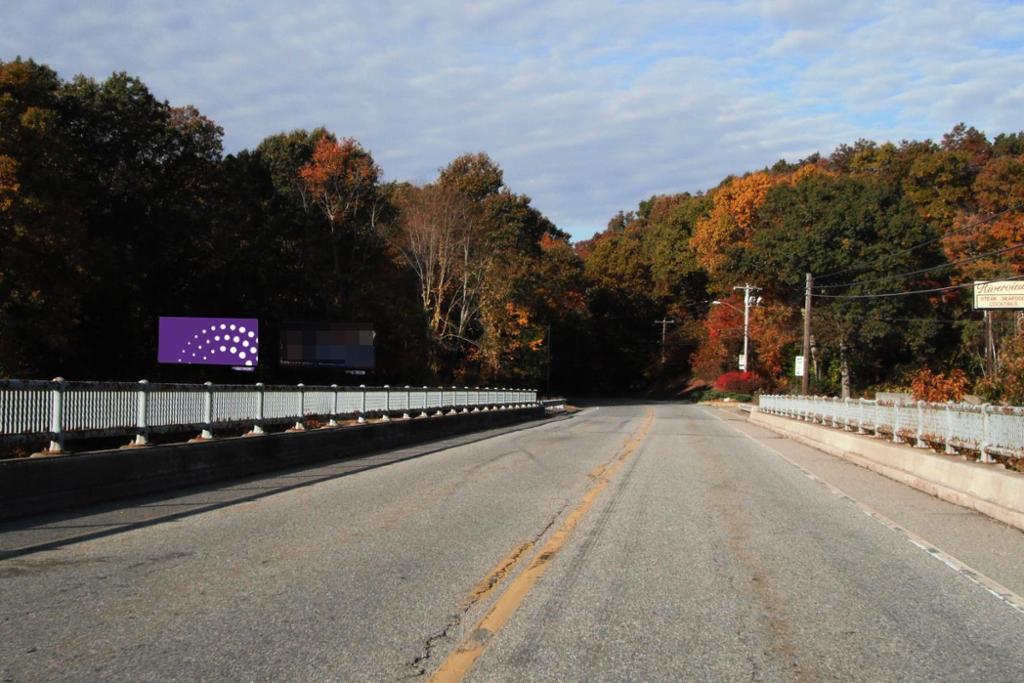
[690,165,830,289]
[910,368,969,402]
[691,298,743,380]
[942,155,1024,281]
[691,171,779,280]
[299,135,381,278]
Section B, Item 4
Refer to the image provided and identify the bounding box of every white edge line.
[699,406,1024,617]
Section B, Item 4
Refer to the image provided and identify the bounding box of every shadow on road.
[0,413,576,560]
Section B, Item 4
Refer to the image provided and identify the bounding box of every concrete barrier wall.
[750,408,1024,532]
[0,407,544,521]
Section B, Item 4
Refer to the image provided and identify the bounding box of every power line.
[812,204,1024,282]
[815,242,1024,290]
[823,316,978,325]
[814,273,1024,300]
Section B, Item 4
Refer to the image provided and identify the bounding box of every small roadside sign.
[794,355,805,377]
[738,354,746,371]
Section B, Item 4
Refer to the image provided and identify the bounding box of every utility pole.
[733,283,761,372]
[654,319,676,364]
[802,273,813,395]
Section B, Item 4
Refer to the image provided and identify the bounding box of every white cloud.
[1,1,1022,239]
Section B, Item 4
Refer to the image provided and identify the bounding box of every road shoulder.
[706,406,1024,598]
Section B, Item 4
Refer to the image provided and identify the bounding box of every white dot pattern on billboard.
[159,317,259,367]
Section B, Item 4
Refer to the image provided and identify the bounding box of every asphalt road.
[2,403,1023,682]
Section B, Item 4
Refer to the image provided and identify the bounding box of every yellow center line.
[430,408,656,682]
[462,541,534,609]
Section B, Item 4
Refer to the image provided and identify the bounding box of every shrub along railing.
[0,379,538,454]
[758,394,1024,463]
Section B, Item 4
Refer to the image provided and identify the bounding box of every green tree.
[0,58,86,376]
[748,173,948,393]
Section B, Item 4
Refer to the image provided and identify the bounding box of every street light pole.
[723,283,760,372]
[802,273,813,395]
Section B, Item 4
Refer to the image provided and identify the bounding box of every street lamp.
[710,300,742,314]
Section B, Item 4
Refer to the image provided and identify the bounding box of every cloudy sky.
[3,1,1023,240]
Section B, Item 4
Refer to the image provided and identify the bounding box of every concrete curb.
[749,409,1024,532]
[0,407,545,521]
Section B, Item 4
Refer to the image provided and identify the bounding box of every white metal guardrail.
[539,398,567,411]
[758,394,1024,463]
[0,379,539,454]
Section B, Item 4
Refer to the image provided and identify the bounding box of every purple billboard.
[158,317,259,367]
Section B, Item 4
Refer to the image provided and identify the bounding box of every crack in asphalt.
[403,500,572,678]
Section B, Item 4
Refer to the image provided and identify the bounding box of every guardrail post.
[252,383,265,435]
[892,402,903,444]
[403,385,411,419]
[857,398,866,434]
[382,385,391,421]
[47,376,66,454]
[980,404,993,463]
[843,397,851,431]
[293,384,306,430]
[914,400,929,448]
[199,381,215,439]
[133,379,150,446]
[358,384,367,424]
[329,384,339,427]
[944,401,955,454]
[415,387,428,419]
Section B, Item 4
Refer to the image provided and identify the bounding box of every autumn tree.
[297,135,384,312]
[389,181,480,375]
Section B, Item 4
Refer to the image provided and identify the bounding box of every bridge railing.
[757,394,1024,463]
[0,379,538,454]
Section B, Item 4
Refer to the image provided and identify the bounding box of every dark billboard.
[279,322,374,369]
[158,317,260,367]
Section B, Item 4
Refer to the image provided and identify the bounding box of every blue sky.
[3,1,1023,240]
